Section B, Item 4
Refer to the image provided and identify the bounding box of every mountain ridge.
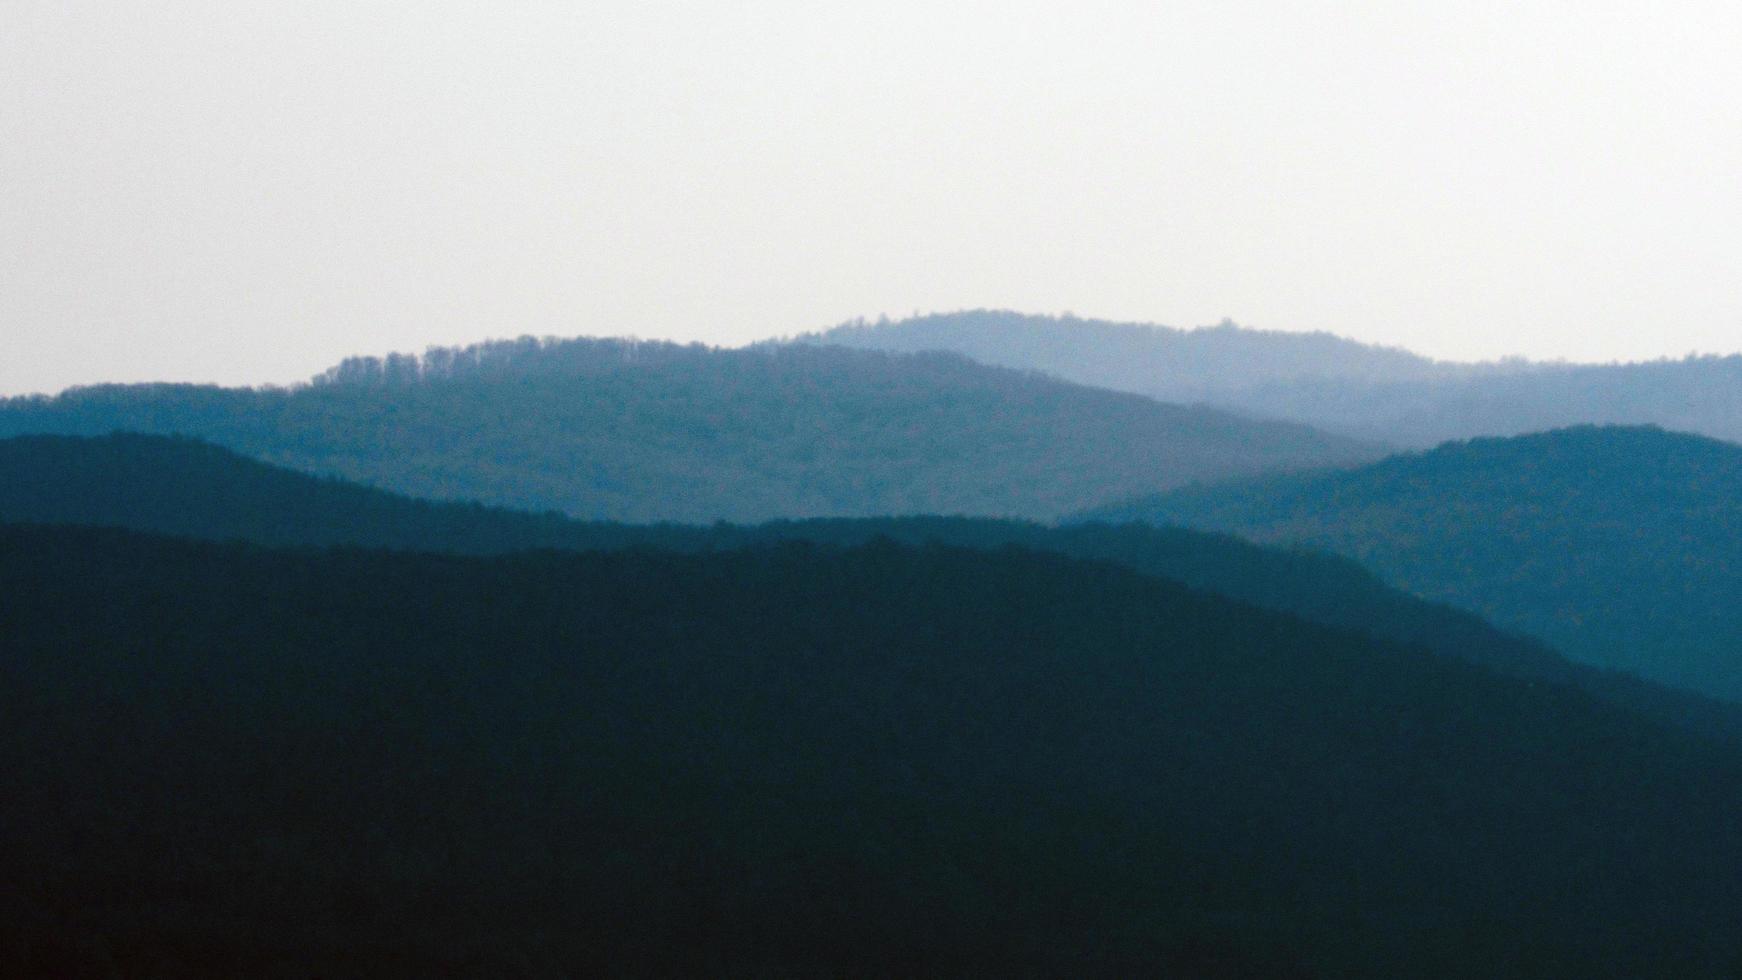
[0,337,1380,524]
[804,310,1742,446]
[1084,424,1742,701]
[9,431,1742,749]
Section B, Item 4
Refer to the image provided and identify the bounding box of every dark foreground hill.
[9,432,1742,747]
[810,310,1742,446]
[0,337,1377,523]
[1088,425,1742,701]
[8,525,1742,976]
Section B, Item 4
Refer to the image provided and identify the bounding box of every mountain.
[9,523,1742,976]
[1233,355,1742,447]
[807,311,1742,446]
[806,310,1474,403]
[0,337,1378,524]
[1086,425,1742,701]
[8,431,1742,748]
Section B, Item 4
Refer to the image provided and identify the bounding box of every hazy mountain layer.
[809,311,1742,445]
[1233,356,1742,446]
[0,338,1377,523]
[8,432,1741,748]
[9,524,1742,975]
[807,310,1468,401]
[1086,425,1742,701]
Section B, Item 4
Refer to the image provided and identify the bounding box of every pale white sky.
[3,1,1740,395]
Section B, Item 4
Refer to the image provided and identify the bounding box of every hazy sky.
[4,1,1740,395]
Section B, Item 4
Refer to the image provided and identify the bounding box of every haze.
[4,1,1739,395]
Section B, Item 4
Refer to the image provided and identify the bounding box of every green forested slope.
[0,338,1377,523]
[1088,425,1742,700]
[9,431,1741,746]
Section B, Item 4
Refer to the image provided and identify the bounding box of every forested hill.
[10,431,1742,749]
[1234,355,1742,447]
[805,310,1468,402]
[806,310,1742,446]
[0,338,1378,523]
[1086,425,1742,701]
[10,523,1742,975]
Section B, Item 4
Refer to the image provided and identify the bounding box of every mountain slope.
[8,431,1742,748]
[807,309,1468,403]
[8,524,1742,975]
[0,337,1379,523]
[1234,355,1742,446]
[1086,425,1742,700]
[808,311,1742,446]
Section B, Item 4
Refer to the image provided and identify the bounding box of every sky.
[3,1,1740,395]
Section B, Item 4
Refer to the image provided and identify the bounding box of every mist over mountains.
[9,315,1742,975]
[10,0,1740,968]
[0,337,1377,524]
[808,310,1742,446]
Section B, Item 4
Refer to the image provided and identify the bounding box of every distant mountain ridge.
[1239,355,1742,446]
[9,431,1742,750]
[804,309,1481,402]
[805,310,1742,446]
[0,337,1379,524]
[1085,425,1742,701]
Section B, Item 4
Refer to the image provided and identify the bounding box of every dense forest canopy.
[0,338,1378,523]
[7,431,1742,749]
[1087,425,1742,701]
[9,524,1742,975]
[807,310,1742,446]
